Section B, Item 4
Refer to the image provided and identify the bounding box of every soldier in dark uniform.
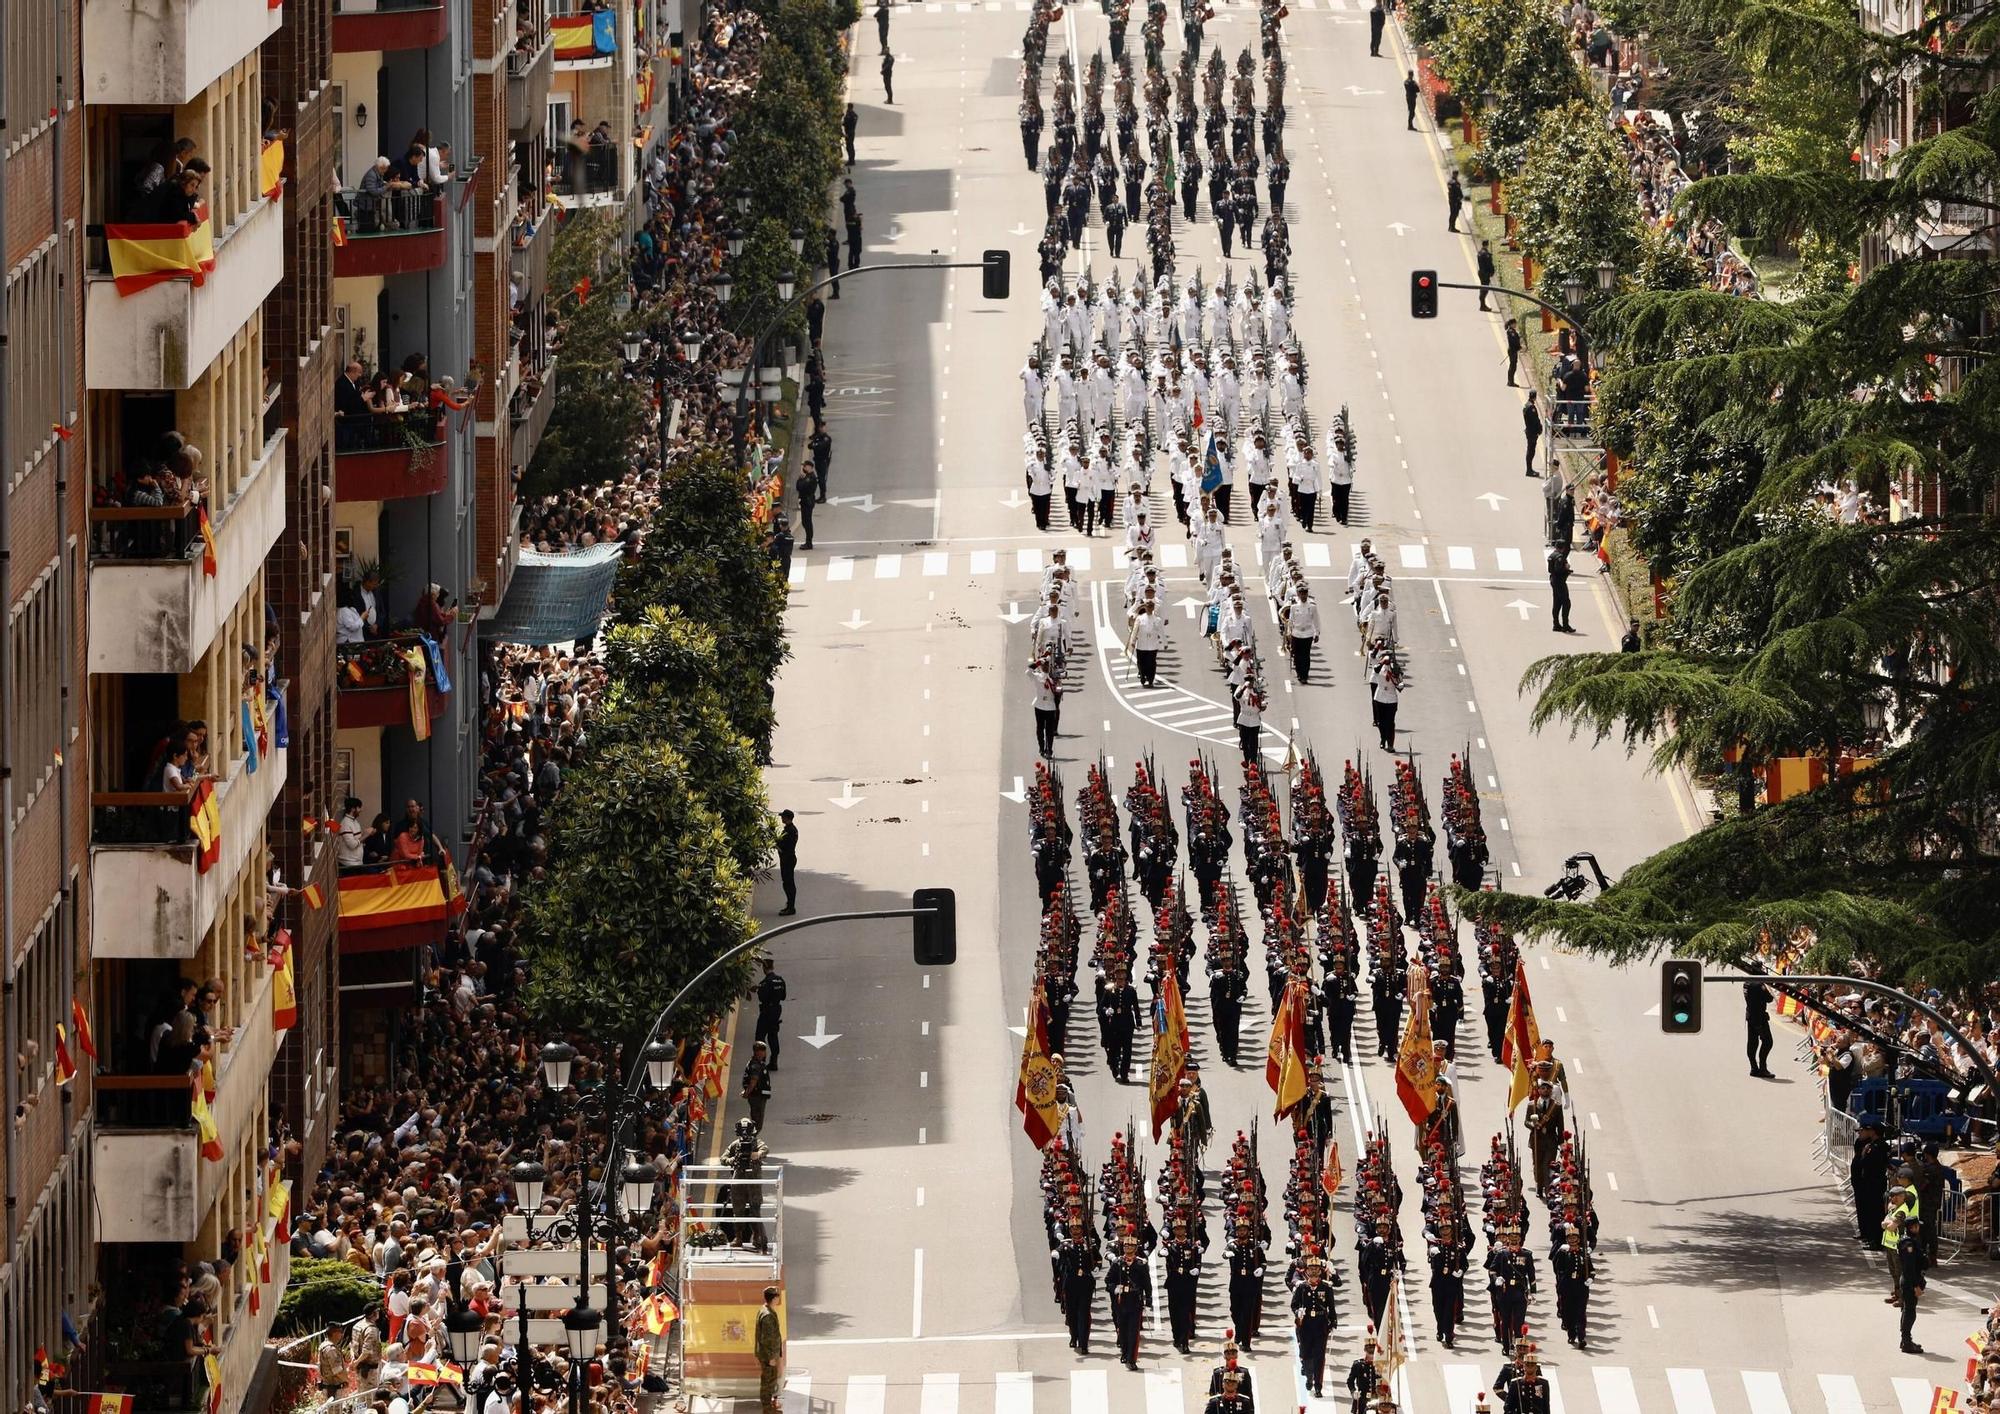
[1043,152,1063,217]
[1345,1337,1380,1414]
[1394,833,1433,924]
[1106,201,1127,258]
[1505,1349,1551,1414]
[1209,939,1248,1064]
[1324,956,1358,1065]
[1164,1219,1203,1353]
[1108,1233,1154,1369]
[1268,148,1289,212]
[1371,952,1405,1062]
[1181,147,1202,222]
[1430,967,1464,1060]
[1097,964,1140,1082]
[1204,1369,1252,1414]
[723,1118,769,1252]
[1428,1212,1468,1348]
[1484,1229,1535,1349]
[1552,1224,1593,1349]
[1022,98,1045,170]
[1060,1218,1101,1354]
[1226,1206,1269,1344]
[1292,1257,1338,1396]
[1125,149,1147,219]
[1357,1214,1403,1329]
[1295,1069,1336,1164]
[1208,1339,1255,1412]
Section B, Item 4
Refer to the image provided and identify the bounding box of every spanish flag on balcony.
[86,1396,134,1414]
[190,1079,224,1161]
[336,865,469,934]
[259,138,286,201]
[105,213,217,296]
[53,1024,76,1086]
[199,506,218,576]
[268,1177,293,1243]
[72,998,97,1061]
[402,643,432,742]
[554,12,617,58]
[332,215,349,247]
[190,778,222,873]
[271,931,297,1031]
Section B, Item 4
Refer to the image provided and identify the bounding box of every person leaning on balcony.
[338,798,368,869]
[363,814,397,866]
[399,353,432,402]
[413,582,455,638]
[359,156,394,230]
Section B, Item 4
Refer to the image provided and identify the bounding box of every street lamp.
[540,1041,577,1092]
[678,330,704,364]
[777,272,796,302]
[1596,257,1619,294]
[622,334,643,364]
[789,227,807,256]
[709,272,733,305]
[512,1159,548,1212]
[561,1302,603,1360]
[446,1304,486,1365]
[1562,272,1588,310]
[726,227,746,259]
[643,1040,676,1090]
[621,1155,657,1216]
[734,194,752,215]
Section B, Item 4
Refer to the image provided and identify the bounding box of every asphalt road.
[741,6,1990,1414]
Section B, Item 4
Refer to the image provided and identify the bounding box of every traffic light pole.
[1704,971,2000,1120]
[1430,279,1591,368]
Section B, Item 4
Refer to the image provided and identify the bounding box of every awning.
[485,541,626,646]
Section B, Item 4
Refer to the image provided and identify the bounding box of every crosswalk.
[789,542,1535,586]
[915,0,1361,10]
[756,1366,1943,1414]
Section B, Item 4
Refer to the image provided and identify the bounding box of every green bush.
[276,1258,380,1337]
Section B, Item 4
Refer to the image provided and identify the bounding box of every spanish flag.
[639,1292,678,1335]
[301,881,325,910]
[105,214,217,295]
[1015,981,1064,1150]
[190,1079,224,1161]
[72,998,97,1061]
[1265,977,1310,1119]
[1500,958,1541,1113]
[53,1024,76,1085]
[268,1178,292,1243]
[552,13,597,58]
[1932,1390,1960,1414]
[1321,1139,1343,1198]
[403,643,431,741]
[190,778,222,873]
[204,1354,223,1414]
[1147,967,1189,1140]
[87,1396,134,1414]
[1395,969,1439,1125]
[332,215,349,248]
[198,506,218,576]
[259,139,286,201]
[271,933,298,1031]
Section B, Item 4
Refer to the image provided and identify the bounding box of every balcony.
[84,0,285,107]
[93,961,280,1245]
[552,147,626,209]
[89,707,289,960]
[333,0,449,52]
[336,633,452,731]
[88,431,287,676]
[510,357,557,471]
[102,1250,283,1414]
[87,192,285,392]
[512,201,554,300]
[553,10,617,68]
[334,187,447,279]
[509,35,556,142]
[334,411,449,501]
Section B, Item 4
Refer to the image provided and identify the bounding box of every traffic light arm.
[1706,971,2000,1118]
[1431,278,1591,363]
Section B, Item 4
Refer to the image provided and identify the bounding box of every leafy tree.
[1433,0,1524,105]
[1510,101,1643,304]
[727,42,843,239]
[522,740,758,1044]
[599,605,776,880]
[615,449,789,757]
[727,217,813,355]
[1482,3,1585,160]
[528,212,645,496]
[276,1258,379,1336]
[1404,0,1450,47]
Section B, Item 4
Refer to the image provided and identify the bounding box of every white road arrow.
[798,1015,844,1049]
[1000,602,1031,624]
[1175,595,1206,620]
[1009,222,1034,237]
[1000,487,1027,509]
[1000,775,1028,804]
[1386,221,1412,236]
[829,781,867,810]
[1504,599,1537,620]
[826,493,880,513]
[1643,1003,1661,1018]
[1346,86,1385,96]
[1476,491,1509,510]
[840,610,872,631]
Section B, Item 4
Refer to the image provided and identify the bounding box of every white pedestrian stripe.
[971,550,997,574]
[1496,546,1524,573]
[1069,546,1092,571]
[1742,1372,1791,1414]
[1071,1370,1109,1414]
[846,1375,887,1414]
[780,1374,811,1414]
[789,543,1546,583]
[1303,542,1332,568]
[1546,1369,1568,1414]
[1819,1375,1866,1414]
[921,1372,959,1414]
[1162,544,1188,568]
[1399,543,1429,570]
[875,553,903,579]
[1019,548,1044,572]
[994,1373,1035,1414]
[1668,1368,1718,1414]
[1441,1363,1485,1414]
[1595,1366,1643,1414]
[789,563,806,584]
[1448,545,1475,570]
[1144,1369,1182,1414]
[923,551,950,576]
[827,556,855,581]
[1893,1378,1934,1414]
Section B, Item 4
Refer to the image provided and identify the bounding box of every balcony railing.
[336,632,452,731]
[508,33,556,142]
[83,0,287,108]
[333,0,449,52]
[89,501,200,561]
[334,186,448,278]
[553,146,622,203]
[334,409,449,500]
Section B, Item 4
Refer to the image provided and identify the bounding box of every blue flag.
[1199,428,1224,494]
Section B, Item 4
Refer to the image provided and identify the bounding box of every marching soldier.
[1324,953,1359,1065]
[1357,1214,1403,1329]
[1345,1337,1381,1414]
[1291,1257,1338,1396]
[1226,1204,1270,1343]
[1097,963,1140,1082]
[1164,1219,1204,1354]
[1371,945,1405,1062]
[1060,1216,1101,1354]
[1108,1233,1154,1369]
[1505,1349,1551,1414]
[1428,1212,1468,1348]
[1485,1228,1535,1349]
[1204,1369,1253,1414]
[1209,1338,1256,1412]
[1552,1224,1594,1349]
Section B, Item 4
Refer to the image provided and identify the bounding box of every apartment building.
[0,1,96,1410]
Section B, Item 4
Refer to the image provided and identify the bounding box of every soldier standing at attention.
[756,1286,784,1414]
[776,809,798,915]
[755,958,787,1069]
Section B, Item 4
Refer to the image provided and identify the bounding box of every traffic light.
[1661,959,1703,1033]
[912,887,957,965]
[1411,270,1438,319]
[982,249,1011,300]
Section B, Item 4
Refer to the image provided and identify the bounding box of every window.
[9,556,68,818]
[6,234,65,487]
[3,6,60,153]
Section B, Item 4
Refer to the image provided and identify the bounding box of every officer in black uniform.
[1371,952,1405,1062]
[1292,1258,1338,1396]
[1428,1213,1468,1348]
[1357,1215,1403,1329]
[1208,1339,1255,1412]
[1106,200,1127,258]
[1209,941,1248,1065]
[1097,964,1140,1082]
[1022,97,1044,170]
[1108,1233,1154,1369]
[754,958,787,1069]
[1485,1229,1536,1349]
[1226,1206,1269,1344]
[1204,1370,1252,1414]
[1324,956,1358,1065]
[1164,1219,1203,1354]
[1505,1350,1552,1414]
[1345,1337,1380,1414]
[1552,1224,1593,1349]
[1060,1218,1101,1354]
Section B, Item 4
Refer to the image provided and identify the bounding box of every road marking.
[922,1372,958,1414]
[971,550,997,574]
[1546,1371,1568,1414]
[1819,1376,1866,1414]
[789,563,806,584]
[1145,1369,1182,1414]
[1019,548,1043,572]
[1399,544,1428,569]
[1595,1366,1642,1414]
[1669,1370,1716,1414]
[1556,1006,1567,1023]
[1072,1371,1109,1414]
[1162,544,1188,567]
[828,556,855,581]
[1441,1364,1484,1414]
[924,552,949,575]
[1893,1378,1934,1414]
[1304,542,1332,567]
[848,1375,888,1414]
[920,1071,929,1088]
[782,1375,811,1414]
[1742,1372,1792,1414]
[912,1252,925,1338]
[1447,545,1474,570]
[1496,547,1524,572]
[918,1127,926,1143]
[1627,1237,1639,1255]
[1590,1112,1601,1130]
[875,553,903,579]
[916,1185,925,1206]
[1069,547,1092,571]
[995,1373,1035,1414]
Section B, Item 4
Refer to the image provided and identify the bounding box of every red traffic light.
[1411,269,1439,319]
[1418,276,1432,287]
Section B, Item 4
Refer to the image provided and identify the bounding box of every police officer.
[1291,1258,1338,1396]
[1106,199,1128,258]
[1108,1232,1153,1368]
[755,958,787,1069]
